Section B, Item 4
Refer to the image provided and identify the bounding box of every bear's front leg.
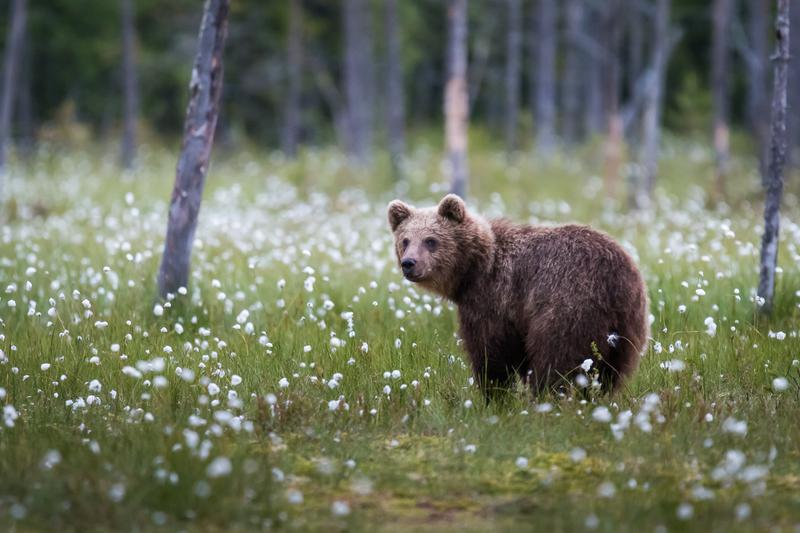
[471,355,516,400]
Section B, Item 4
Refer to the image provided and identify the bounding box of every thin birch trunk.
[712,0,733,201]
[0,0,27,182]
[562,0,584,145]
[385,0,406,176]
[746,0,770,182]
[603,0,623,199]
[446,0,469,198]
[120,0,139,170]
[757,0,790,314]
[634,0,670,209]
[533,0,557,154]
[283,0,303,157]
[504,0,522,154]
[343,0,374,163]
[157,0,230,298]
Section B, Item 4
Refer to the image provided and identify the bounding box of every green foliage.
[0,0,761,146]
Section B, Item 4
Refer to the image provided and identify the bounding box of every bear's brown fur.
[388,194,649,395]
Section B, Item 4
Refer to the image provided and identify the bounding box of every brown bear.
[387,194,649,396]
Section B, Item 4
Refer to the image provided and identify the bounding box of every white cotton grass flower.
[4,405,19,428]
[153,304,164,317]
[660,359,686,372]
[278,378,289,389]
[677,503,694,520]
[722,417,748,436]
[772,377,789,392]
[581,358,593,372]
[236,309,249,324]
[592,406,612,423]
[606,333,619,348]
[331,500,351,516]
[88,379,102,393]
[515,457,529,469]
[206,457,232,478]
[286,489,303,505]
[704,316,717,337]
[569,447,587,462]
[597,481,616,498]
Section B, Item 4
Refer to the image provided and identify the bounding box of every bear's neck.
[446,218,497,303]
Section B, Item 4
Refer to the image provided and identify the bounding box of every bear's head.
[387,194,494,299]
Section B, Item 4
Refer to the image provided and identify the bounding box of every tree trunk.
[120,0,139,170]
[627,5,644,104]
[343,0,374,163]
[747,0,770,182]
[445,0,469,198]
[711,0,733,201]
[584,3,605,137]
[282,0,303,158]
[385,0,406,176]
[625,4,645,150]
[533,0,557,154]
[16,17,33,158]
[757,0,790,314]
[504,0,522,154]
[0,0,27,181]
[787,0,800,162]
[562,0,584,145]
[157,0,230,298]
[603,0,623,199]
[634,0,670,209]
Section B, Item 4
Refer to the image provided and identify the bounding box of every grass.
[1,137,800,531]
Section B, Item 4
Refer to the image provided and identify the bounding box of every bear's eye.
[424,237,438,249]
[401,238,410,249]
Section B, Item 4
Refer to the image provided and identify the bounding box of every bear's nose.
[401,258,416,273]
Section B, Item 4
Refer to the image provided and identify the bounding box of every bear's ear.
[387,200,413,231]
[437,194,466,223]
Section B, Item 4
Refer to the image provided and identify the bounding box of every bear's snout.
[401,258,417,277]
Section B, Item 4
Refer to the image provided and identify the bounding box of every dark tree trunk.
[584,3,605,137]
[504,0,522,154]
[746,0,770,182]
[603,0,623,199]
[120,0,139,170]
[385,0,406,176]
[627,4,644,103]
[16,17,33,158]
[634,0,670,209]
[562,0,584,145]
[758,0,790,314]
[711,0,733,201]
[787,0,800,161]
[0,0,27,180]
[746,0,770,180]
[283,0,303,157]
[446,0,469,198]
[157,0,230,298]
[625,4,645,150]
[468,13,496,111]
[533,0,557,154]
[343,0,374,163]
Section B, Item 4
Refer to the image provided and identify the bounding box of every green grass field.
[1,140,799,531]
